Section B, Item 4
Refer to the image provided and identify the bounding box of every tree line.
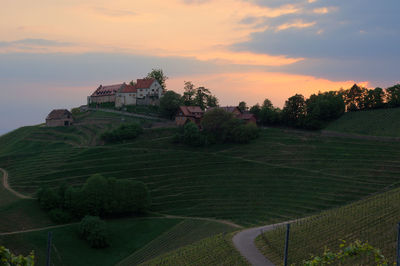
[37,174,151,223]
[248,83,400,130]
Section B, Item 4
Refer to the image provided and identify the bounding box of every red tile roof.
[178,106,204,118]
[119,84,137,93]
[91,84,123,97]
[135,78,156,89]
[46,109,72,120]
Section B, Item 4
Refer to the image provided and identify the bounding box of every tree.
[258,98,281,126]
[249,104,261,120]
[386,84,400,107]
[183,122,204,146]
[238,101,247,112]
[194,86,211,109]
[201,108,235,142]
[282,94,306,127]
[344,84,368,111]
[362,87,385,109]
[206,94,219,108]
[81,174,108,216]
[160,90,182,119]
[182,81,196,106]
[146,68,168,91]
[79,216,109,249]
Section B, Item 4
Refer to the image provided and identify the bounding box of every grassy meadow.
[256,187,400,265]
[325,107,400,137]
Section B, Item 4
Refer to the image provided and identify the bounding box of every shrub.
[231,123,259,143]
[78,216,109,249]
[101,123,143,143]
[37,187,60,210]
[0,246,34,266]
[183,122,205,147]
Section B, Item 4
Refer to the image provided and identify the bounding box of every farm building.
[175,106,204,127]
[135,78,163,105]
[207,106,256,124]
[46,109,73,127]
[88,83,124,105]
[115,84,137,108]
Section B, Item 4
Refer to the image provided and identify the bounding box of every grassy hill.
[325,107,400,137]
[256,187,400,265]
[2,110,400,227]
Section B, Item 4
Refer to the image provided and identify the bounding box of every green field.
[0,217,181,266]
[141,233,248,266]
[117,219,237,265]
[256,187,400,265]
[2,111,400,228]
[325,107,400,137]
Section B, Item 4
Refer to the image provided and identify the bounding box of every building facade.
[46,109,73,127]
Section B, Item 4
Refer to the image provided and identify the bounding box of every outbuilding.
[46,109,73,127]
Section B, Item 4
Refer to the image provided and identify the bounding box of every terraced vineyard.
[325,107,400,137]
[117,219,237,265]
[256,187,400,265]
[1,115,400,227]
[141,233,248,266]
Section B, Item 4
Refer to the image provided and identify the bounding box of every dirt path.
[233,220,294,266]
[0,168,33,199]
[162,214,243,229]
[0,223,77,236]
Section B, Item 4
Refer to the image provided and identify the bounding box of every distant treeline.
[249,83,400,130]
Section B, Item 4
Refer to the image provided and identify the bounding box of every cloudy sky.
[1,0,399,134]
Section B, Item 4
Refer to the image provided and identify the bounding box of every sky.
[1,0,399,134]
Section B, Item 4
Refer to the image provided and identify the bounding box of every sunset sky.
[1,0,399,134]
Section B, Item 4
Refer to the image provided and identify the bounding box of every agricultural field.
[0,217,181,266]
[141,233,248,266]
[325,107,400,137]
[256,187,400,265]
[2,111,400,228]
[117,219,237,265]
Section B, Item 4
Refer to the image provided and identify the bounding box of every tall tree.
[159,90,182,119]
[344,84,368,111]
[238,101,248,112]
[146,68,168,91]
[386,84,400,107]
[282,94,306,127]
[182,81,196,106]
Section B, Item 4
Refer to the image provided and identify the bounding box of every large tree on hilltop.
[146,68,168,91]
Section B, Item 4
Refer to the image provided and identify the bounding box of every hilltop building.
[88,78,163,108]
[88,84,124,105]
[175,106,204,127]
[46,109,73,127]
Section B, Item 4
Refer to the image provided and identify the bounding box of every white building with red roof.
[88,83,124,105]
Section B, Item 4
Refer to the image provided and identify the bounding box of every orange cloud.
[168,71,370,107]
[276,20,316,31]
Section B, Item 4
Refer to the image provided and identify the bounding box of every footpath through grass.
[2,123,400,227]
[325,107,400,137]
[0,217,181,266]
[256,187,400,265]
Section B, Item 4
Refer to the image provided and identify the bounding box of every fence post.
[284,223,290,266]
[397,222,400,266]
[46,231,53,266]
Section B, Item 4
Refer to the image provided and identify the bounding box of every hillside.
[2,110,400,229]
[325,107,400,137]
[256,187,400,265]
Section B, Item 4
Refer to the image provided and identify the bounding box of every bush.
[0,246,34,266]
[78,216,109,249]
[101,123,143,143]
[37,187,60,210]
[231,123,259,143]
[183,122,205,147]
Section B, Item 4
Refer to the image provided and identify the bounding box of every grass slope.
[256,187,400,265]
[141,233,248,266]
[117,219,236,265]
[0,170,53,233]
[0,218,181,266]
[325,107,400,137]
[2,115,400,227]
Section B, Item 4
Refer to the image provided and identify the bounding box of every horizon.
[1,0,400,133]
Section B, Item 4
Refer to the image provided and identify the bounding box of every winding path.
[0,168,33,199]
[233,221,293,266]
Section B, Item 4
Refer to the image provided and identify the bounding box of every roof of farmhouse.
[46,109,71,120]
[91,84,124,97]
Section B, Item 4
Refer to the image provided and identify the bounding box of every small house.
[207,106,256,124]
[115,84,137,108]
[46,109,73,127]
[175,106,204,127]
